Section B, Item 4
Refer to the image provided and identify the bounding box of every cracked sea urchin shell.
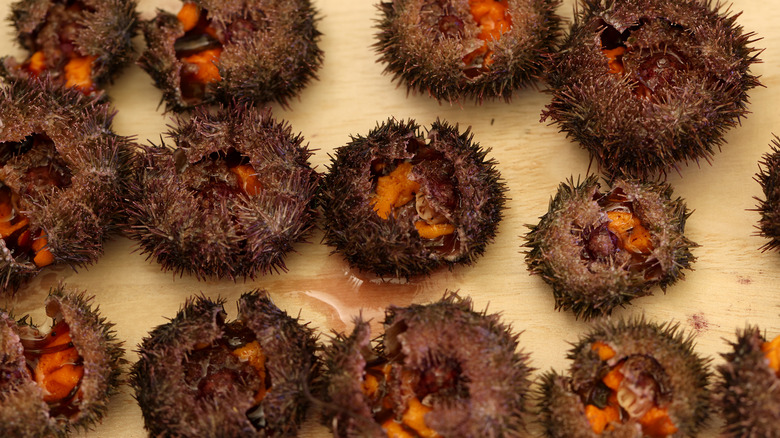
[524,175,696,320]
[0,0,139,95]
[139,0,323,112]
[0,78,134,294]
[321,292,532,437]
[537,318,711,437]
[320,118,507,278]
[0,285,125,438]
[375,0,562,103]
[543,0,760,178]
[131,290,318,437]
[125,103,319,280]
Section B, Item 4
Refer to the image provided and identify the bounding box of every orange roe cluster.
[0,186,54,268]
[762,335,780,376]
[585,342,678,436]
[606,210,654,255]
[229,340,269,402]
[462,0,512,69]
[362,364,441,438]
[176,3,223,92]
[20,2,97,94]
[229,164,263,197]
[24,321,84,407]
[371,162,455,239]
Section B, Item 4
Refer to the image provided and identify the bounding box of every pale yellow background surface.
[0,0,779,436]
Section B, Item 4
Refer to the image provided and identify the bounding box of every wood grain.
[0,0,778,436]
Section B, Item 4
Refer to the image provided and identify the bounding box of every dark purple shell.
[543,0,760,178]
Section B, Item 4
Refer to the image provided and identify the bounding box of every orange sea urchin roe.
[231,341,268,402]
[462,0,512,71]
[585,343,678,437]
[19,2,97,94]
[181,48,223,84]
[762,334,780,375]
[373,162,420,220]
[19,320,85,410]
[606,210,654,255]
[177,2,201,32]
[229,164,263,196]
[34,322,84,403]
[176,3,223,101]
[0,185,54,267]
[362,364,441,438]
[603,47,626,75]
[371,162,455,240]
[64,56,96,93]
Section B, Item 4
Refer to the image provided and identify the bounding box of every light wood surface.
[1,0,779,436]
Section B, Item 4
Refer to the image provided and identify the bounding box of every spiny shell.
[0,78,134,294]
[321,292,532,437]
[375,0,562,103]
[755,136,780,252]
[139,0,322,112]
[524,175,696,320]
[125,103,319,280]
[715,326,780,437]
[320,118,507,278]
[0,285,125,437]
[130,290,319,437]
[537,317,712,437]
[543,0,760,178]
[0,0,139,95]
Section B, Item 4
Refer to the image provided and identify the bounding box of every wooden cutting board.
[0,0,778,436]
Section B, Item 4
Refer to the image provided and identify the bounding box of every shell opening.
[0,134,72,267]
[181,320,270,430]
[598,19,689,101]
[583,344,677,436]
[175,3,223,104]
[18,0,97,94]
[462,0,512,77]
[184,147,263,204]
[581,187,661,280]
[370,145,459,253]
[20,320,85,418]
[362,354,468,437]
